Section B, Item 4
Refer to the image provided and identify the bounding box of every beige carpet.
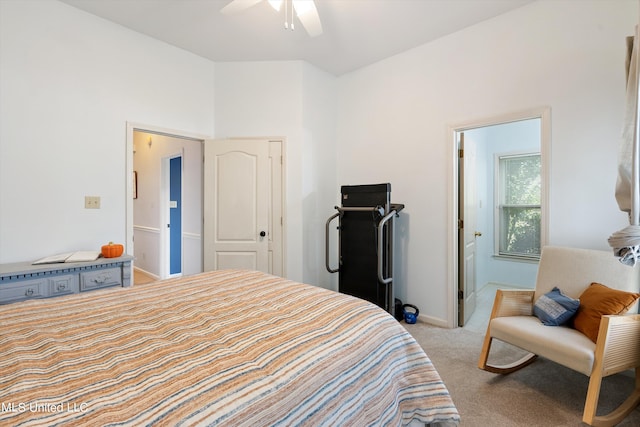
[403,322,640,427]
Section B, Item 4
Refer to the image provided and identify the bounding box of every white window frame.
[494,151,542,260]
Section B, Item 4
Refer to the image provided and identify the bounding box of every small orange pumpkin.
[101,242,124,258]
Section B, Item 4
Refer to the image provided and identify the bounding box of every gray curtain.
[609,30,640,265]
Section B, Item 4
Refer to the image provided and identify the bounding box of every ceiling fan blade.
[220,0,263,15]
[292,0,323,37]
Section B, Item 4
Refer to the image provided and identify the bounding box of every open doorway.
[450,108,550,330]
[128,126,204,281]
[125,124,287,283]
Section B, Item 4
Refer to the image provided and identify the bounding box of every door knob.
[474,231,482,237]
[260,231,266,237]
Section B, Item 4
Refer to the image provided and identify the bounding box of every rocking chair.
[478,246,640,426]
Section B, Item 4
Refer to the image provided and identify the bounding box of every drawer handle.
[25,288,34,296]
[92,274,111,284]
[57,283,67,291]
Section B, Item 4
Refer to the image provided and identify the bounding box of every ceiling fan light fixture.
[221,0,322,37]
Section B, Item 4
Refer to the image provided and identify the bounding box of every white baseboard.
[416,313,451,328]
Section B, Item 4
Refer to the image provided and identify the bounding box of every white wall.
[0,0,215,263]
[213,61,336,285]
[1,0,636,327]
[0,1,337,287]
[301,63,338,288]
[335,0,636,325]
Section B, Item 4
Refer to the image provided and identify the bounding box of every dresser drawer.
[0,278,47,304]
[49,274,78,297]
[1,255,132,304]
[80,268,122,291]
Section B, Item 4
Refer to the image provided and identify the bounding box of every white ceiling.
[60,0,535,76]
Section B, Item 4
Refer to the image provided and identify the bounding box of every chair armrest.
[489,289,535,319]
[595,314,640,376]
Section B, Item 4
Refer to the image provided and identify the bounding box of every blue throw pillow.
[533,287,580,326]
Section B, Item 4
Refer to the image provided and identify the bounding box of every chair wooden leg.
[583,367,604,425]
[477,329,494,370]
[583,368,640,427]
[478,330,537,374]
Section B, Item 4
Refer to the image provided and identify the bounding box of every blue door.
[169,156,182,275]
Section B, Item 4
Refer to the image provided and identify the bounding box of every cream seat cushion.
[490,315,596,376]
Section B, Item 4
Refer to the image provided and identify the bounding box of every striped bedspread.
[0,270,459,426]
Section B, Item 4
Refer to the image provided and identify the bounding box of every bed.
[0,269,459,426]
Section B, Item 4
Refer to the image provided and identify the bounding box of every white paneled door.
[458,131,478,326]
[203,139,283,276]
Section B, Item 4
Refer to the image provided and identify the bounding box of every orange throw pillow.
[572,282,640,343]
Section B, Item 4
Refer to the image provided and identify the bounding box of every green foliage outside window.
[498,154,541,258]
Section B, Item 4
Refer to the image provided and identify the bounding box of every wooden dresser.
[0,255,133,304]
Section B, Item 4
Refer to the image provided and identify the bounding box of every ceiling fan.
[221,0,323,37]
